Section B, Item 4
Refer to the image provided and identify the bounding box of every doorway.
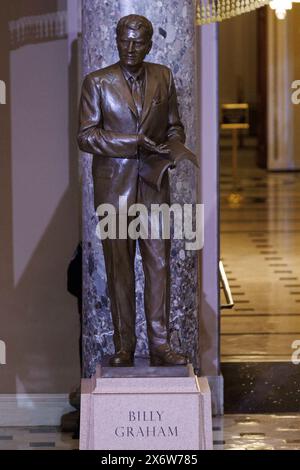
[219,6,300,412]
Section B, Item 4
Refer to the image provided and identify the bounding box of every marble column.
[81,0,199,377]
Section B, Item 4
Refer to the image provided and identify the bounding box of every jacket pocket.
[92,157,114,178]
[92,165,114,179]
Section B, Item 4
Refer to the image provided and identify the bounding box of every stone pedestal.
[80,359,212,450]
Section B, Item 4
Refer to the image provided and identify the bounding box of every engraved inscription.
[114,409,178,439]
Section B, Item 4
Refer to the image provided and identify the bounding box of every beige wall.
[219,10,257,105]
[0,0,81,393]
[289,5,300,169]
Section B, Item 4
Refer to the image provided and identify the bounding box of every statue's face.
[117,27,152,69]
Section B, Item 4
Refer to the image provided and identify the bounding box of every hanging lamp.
[269,0,300,19]
[196,0,271,25]
[196,0,300,24]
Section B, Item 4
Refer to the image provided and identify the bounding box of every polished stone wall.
[81,0,199,377]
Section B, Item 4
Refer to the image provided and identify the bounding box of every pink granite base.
[80,365,212,450]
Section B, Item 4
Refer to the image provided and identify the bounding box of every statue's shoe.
[109,351,135,367]
[149,345,188,367]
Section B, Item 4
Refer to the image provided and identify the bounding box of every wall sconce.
[270,0,300,19]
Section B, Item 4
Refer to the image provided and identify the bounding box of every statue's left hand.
[157,143,176,168]
[156,143,171,155]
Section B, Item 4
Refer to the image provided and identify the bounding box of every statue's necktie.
[130,76,143,119]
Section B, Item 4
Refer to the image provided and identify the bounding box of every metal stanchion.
[220,103,250,205]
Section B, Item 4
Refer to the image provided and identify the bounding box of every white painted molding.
[0,80,6,105]
[197,24,220,377]
[0,394,74,426]
[0,340,6,364]
[9,12,67,49]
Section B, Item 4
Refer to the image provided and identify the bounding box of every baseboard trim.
[206,375,224,416]
[0,394,74,426]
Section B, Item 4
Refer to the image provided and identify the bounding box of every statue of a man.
[78,15,188,367]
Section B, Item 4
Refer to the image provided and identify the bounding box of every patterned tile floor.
[1,414,300,450]
[213,414,300,450]
[220,145,300,361]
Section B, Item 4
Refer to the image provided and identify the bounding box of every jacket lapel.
[140,63,158,126]
[111,63,138,119]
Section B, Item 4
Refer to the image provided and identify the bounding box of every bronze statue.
[78,15,192,367]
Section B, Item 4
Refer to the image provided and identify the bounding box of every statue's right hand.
[138,134,157,153]
[138,135,170,155]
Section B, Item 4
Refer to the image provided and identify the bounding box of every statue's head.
[116,15,153,70]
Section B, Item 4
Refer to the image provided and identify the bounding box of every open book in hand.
[139,140,199,191]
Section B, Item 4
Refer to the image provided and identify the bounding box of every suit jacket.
[78,61,185,209]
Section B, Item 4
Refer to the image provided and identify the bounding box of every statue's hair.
[116,14,153,41]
